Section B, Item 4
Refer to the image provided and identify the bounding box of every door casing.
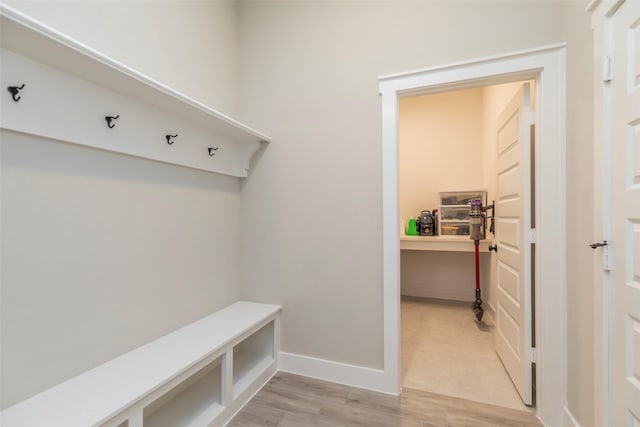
[378,44,567,426]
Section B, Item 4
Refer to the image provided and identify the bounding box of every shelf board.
[0,4,271,177]
[400,236,491,252]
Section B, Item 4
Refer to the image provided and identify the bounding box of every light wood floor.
[227,372,542,427]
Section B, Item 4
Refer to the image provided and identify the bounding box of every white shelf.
[0,5,271,178]
[400,236,490,252]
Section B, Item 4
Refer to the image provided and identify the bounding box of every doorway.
[398,81,533,411]
[378,45,566,425]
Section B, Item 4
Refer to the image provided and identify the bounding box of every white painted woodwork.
[278,352,388,394]
[0,6,271,178]
[494,83,533,405]
[609,1,640,425]
[400,236,490,252]
[129,410,143,427]
[0,301,281,427]
[591,0,640,424]
[588,2,613,425]
[143,358,223,427]
[232,321,275,399]
[379,44,566,425]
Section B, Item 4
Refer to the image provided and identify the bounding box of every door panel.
[499,220,520,249]
[498,111,520,154]
[610,1,640,425]
[495,83,533,405]
[498,263,520,302]
[498,167,521,203]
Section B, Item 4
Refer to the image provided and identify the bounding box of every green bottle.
[407,217,418,235]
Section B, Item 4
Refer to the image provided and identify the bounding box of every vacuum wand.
[469,200,495,322]
[474,243,482,321]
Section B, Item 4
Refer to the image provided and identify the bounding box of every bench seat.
[0,301,281,427]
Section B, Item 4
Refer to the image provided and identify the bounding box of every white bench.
[0,301,281,427]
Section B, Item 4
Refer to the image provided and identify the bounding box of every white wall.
[238,1,595,426]
[398,87,489,302]
[399,88,485,222]
[3,0,240,115]
[0,1,243,409]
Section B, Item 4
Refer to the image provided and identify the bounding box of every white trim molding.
[563,406,583,427]
[0,5,271,179]
[378,44,567,426]
[278,352,392,395]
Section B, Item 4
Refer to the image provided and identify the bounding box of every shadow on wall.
[2,129,241,192]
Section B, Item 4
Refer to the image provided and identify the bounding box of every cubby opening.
[233,321,275,397]
[143,357,223,427]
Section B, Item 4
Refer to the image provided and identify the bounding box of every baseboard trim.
[562,407,582,427]
[278,352,393,395]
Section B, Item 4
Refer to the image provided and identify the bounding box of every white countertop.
[400,235,491,252]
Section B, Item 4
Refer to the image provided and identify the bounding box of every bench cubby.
[143,356,223,427]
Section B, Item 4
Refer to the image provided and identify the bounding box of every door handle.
[488,245,498,252]
[590,241,607,249]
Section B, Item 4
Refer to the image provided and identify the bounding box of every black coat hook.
[7,84,25,102]
[208,147,219,156]
[166,134,178,145]
[105,115,120,128]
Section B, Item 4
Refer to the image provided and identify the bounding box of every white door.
[494,83,534,405]
[609,1,640,425]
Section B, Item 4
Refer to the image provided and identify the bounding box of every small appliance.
[417,210,436,236]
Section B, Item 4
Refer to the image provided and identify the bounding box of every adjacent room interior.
[399,81,535,411]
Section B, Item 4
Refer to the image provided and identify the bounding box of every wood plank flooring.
[227,372,542,427]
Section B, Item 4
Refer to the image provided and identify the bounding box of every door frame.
[378,44,567,425]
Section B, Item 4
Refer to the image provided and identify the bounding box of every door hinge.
[527,347,537,363]
[603,243,611,271]
[603,55,612,82]
[526,229,537,244]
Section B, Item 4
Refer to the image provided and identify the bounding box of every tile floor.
[401,296,529,411]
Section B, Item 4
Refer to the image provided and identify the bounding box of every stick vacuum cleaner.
[469,200,495,322]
